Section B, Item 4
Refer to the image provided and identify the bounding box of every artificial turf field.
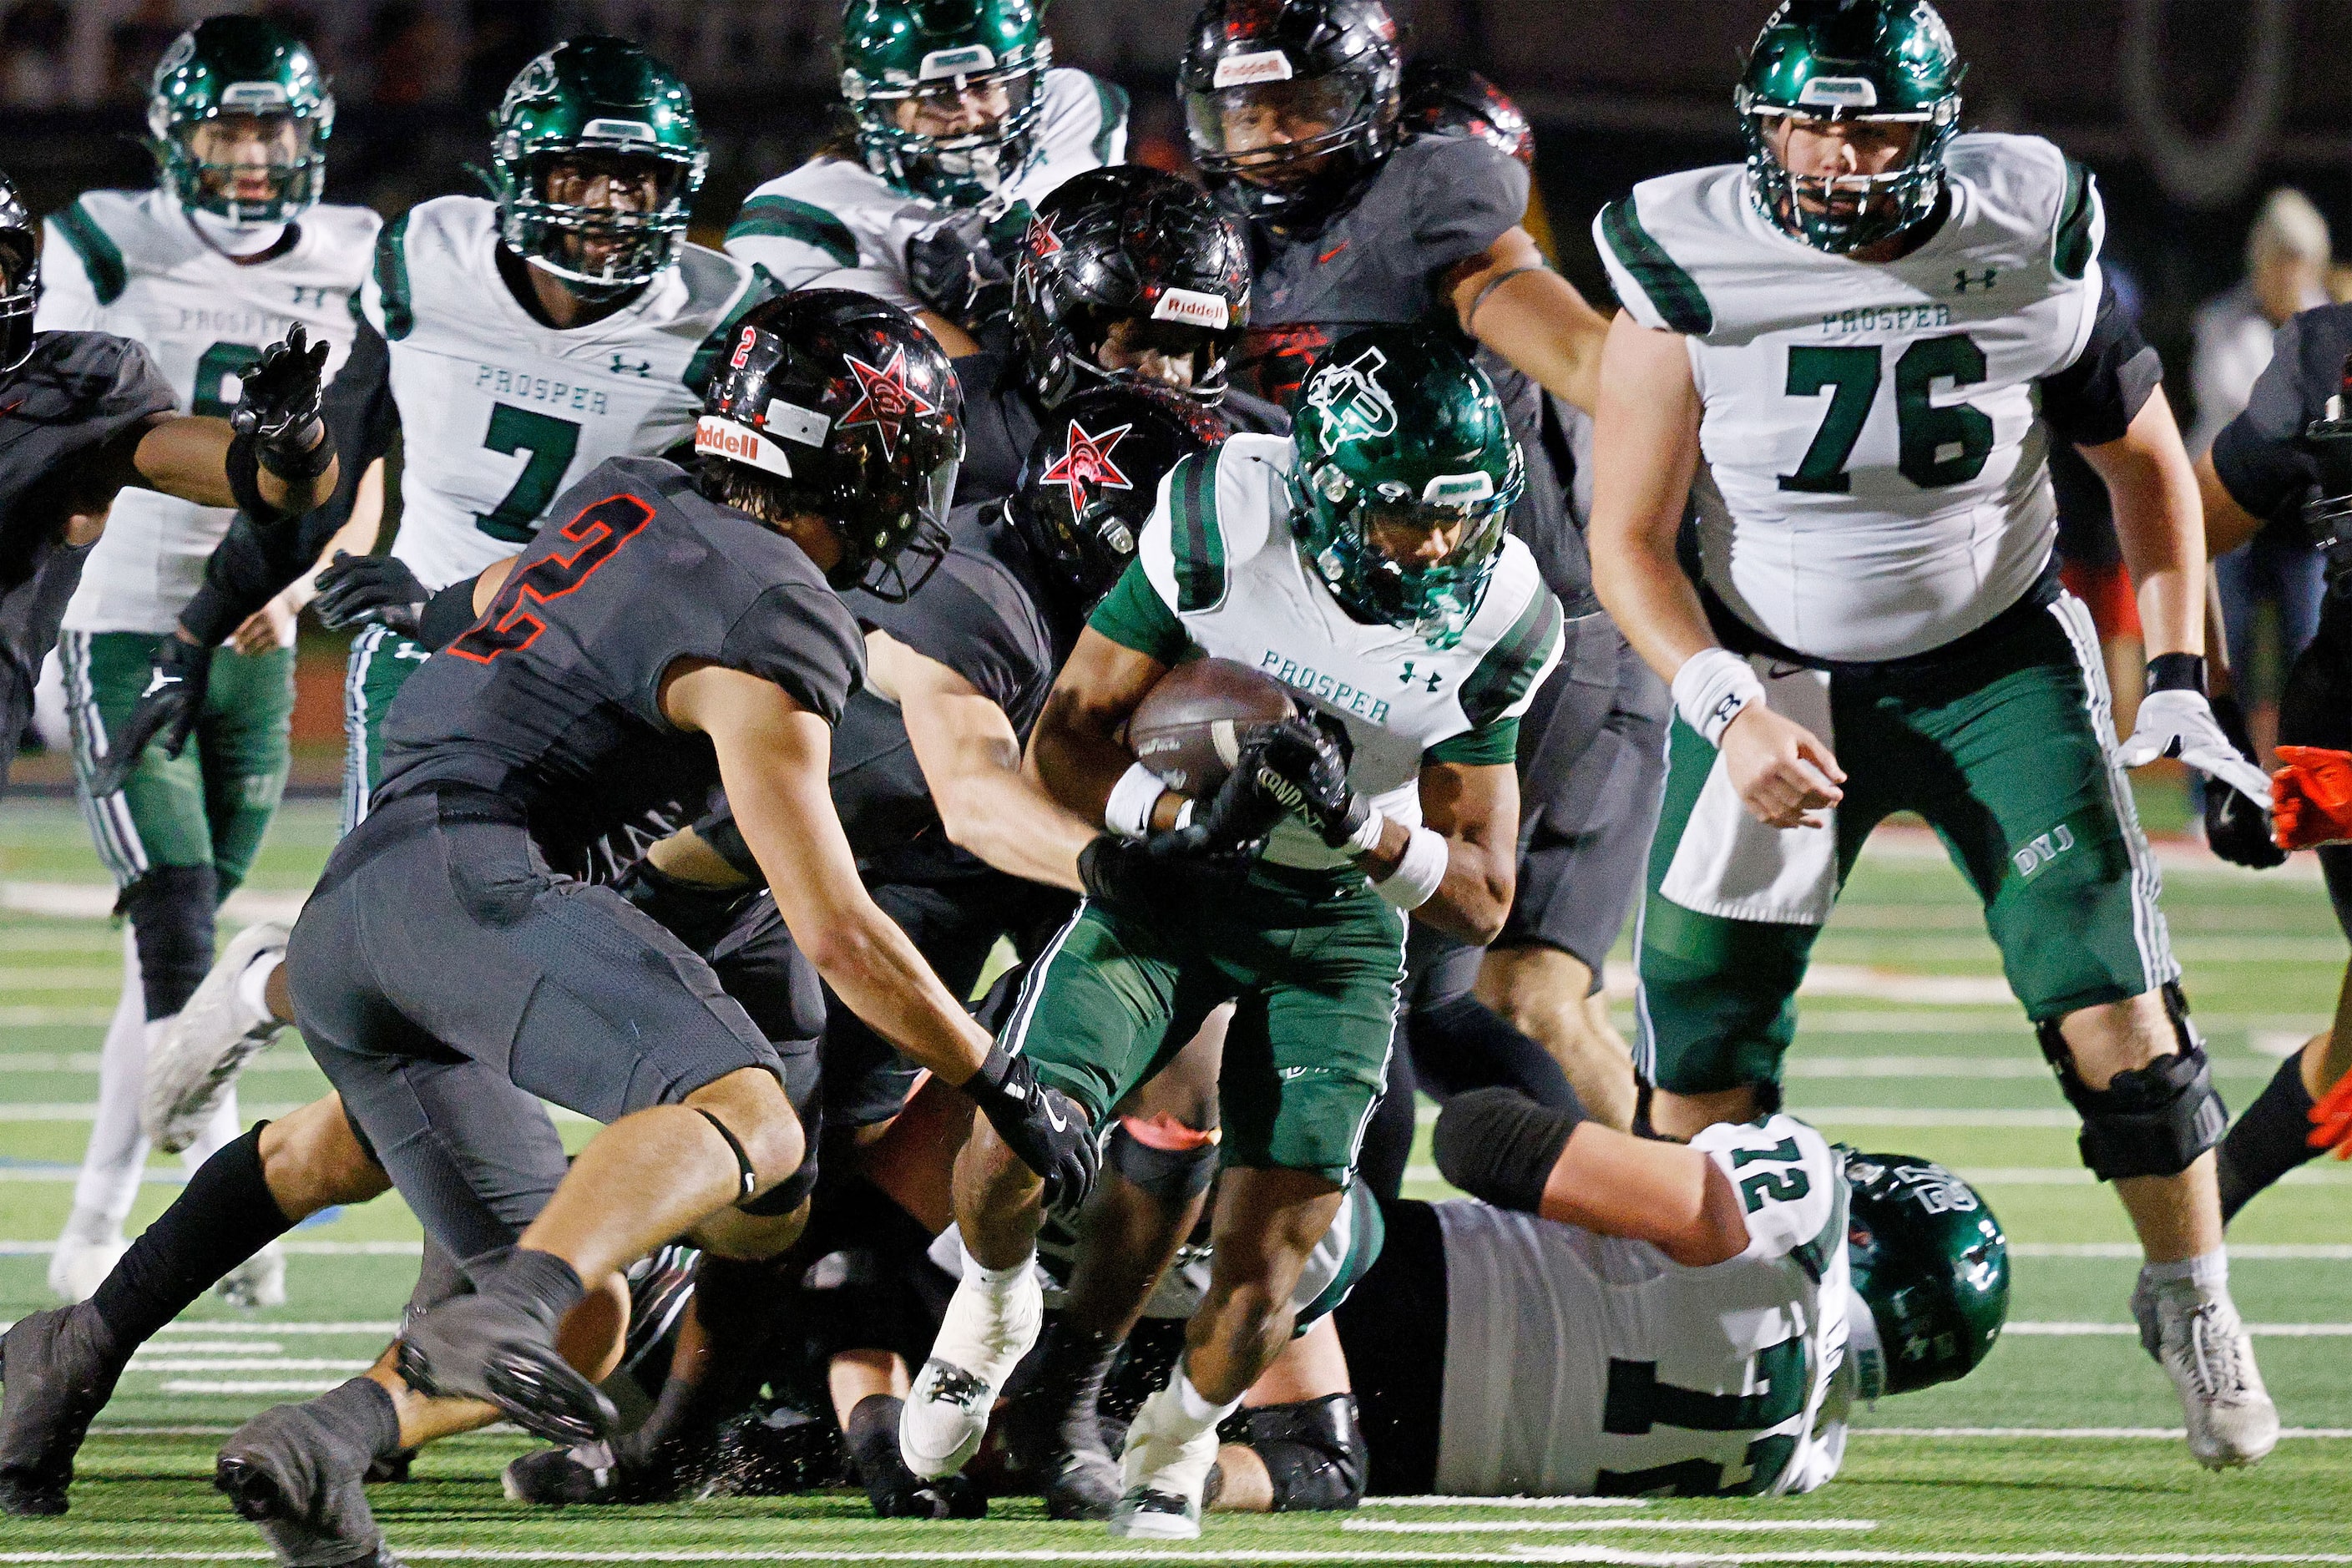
[3,795,2349,1565]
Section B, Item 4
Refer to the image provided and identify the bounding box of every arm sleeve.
[2211,311,2330,525]
[1411,136,1530,279]
[2038,273,2162,448]
[721,579,869,728]
[1085,557,1189,664]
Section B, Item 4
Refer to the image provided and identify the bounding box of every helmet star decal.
[1025,213,1060,258]
[1039,419,1135,513]
[839,348,938,460]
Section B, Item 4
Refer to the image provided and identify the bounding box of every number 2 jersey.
[36,187,378,634]
[1428,1114,1853,1498]
[1596,133,2156,663]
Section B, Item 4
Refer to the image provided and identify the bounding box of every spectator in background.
[106,0,182,104]
[1,0,70,108]
[2193,188,2334,756]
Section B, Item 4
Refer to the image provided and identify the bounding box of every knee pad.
[1108,1117,1216,1202]
[119,863,219,1020]
[1232,1394,1368,1511]
[2036,987,2228,1181]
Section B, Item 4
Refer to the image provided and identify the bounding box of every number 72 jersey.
[362,195,771,591]
[1596,132,2104,663]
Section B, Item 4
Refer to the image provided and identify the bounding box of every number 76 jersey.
[1596,133,2103,663]
[363,195,771,591]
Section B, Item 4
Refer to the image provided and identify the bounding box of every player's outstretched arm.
[1444,226,1611,414]
[2085,389,2205,668]
[2195,450,2267,560]
[1027,627,1182,829]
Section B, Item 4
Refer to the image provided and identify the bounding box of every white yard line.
[1365,1498,1654,1509]
[1856,1426,2352,1439]
[0,1239,419,1256]
[10,1551,2352,1567]
[1,882,305,923]
[2006,1322,2352,1336]
[1345,1519,1877,1534]
[2012,1243,2352,1259]
[158,1378,348,1393]
[130,1358,375,1372]
[153,1320,399,1334]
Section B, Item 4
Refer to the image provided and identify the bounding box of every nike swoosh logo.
[139,672,183,699]
[1043,1095,1069,1132]
[1318,241,1348,265]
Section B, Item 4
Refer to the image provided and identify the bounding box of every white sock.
[66,939,149,1235]
[1167,1365,1242,1441]
[2142,1250,2228,1299]
[235,950,282,1027]
[972,1253,1035,1294]
[180,1087,240,1171]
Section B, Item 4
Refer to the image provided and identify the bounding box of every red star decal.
[839,349,937,460]
[1039,419,1135,513]
[1026,214,1060,259]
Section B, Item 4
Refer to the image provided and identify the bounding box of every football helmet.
[696,290,964,603]
[841,0,1052,209]
[1012,380,1232,612]
[0,173,36,373]
[1012,166,1252,407]
[1400,60,1532,167]
[488,37,707,291]
[1287,326,1521,649]
[147,17,334,228]
[1738,0,1965,254]
[1180,0,1403,230]
[1842,1148,2009,1398]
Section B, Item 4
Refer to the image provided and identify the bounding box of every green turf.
[5,799,2351,1561]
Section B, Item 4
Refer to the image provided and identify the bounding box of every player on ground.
[726,0,1124,353]
[1588,0,2273,1468]
[38,16,377,1309]
[901,327,1564,1538]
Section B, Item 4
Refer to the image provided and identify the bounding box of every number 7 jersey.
[1596,133,2104,663]
[362,195,772,590]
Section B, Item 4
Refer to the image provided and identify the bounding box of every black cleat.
[501,1442,622,1506]
[1040,1445,1122,1520]
[0,1302,124,1516]
[216,1400,405,1568]
[866,1454,989,1520]
[396,1293,615,1448]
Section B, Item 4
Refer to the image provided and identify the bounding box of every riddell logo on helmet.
[1214,50,1295,87]
[695,415,793,478]
[1151,288,1230,329]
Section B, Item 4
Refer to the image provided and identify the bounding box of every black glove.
[1077,825,1262,916]
[906,210,1014,331]
[89,635,212,796]
[231,323,332,475]
[2203,691,2288,869]
[965,1042,1099,1208]
[1189,744,1290,853]
[613,857,757,953]
[313,550,430,635]
[1251,715,1371,849]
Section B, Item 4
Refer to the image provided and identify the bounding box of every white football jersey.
[1132,434,1564,869]
[1432,1115,1854,1498]
[726,68,1127,307]
[38,189,377,634]
[365,196,768,589]
[1596,134,2105,661]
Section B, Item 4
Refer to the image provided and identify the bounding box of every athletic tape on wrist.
[1105,761,1169,840]
[1672,648,1767,746]
[1374,825,1448,909]
[1346,805,1387,856]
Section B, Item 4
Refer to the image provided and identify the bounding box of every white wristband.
[1105,761,1169,840]
[1345,806,1388,857]
[1672,648,1767,747]
[1374,825,1449,910]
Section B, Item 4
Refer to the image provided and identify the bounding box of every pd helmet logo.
[1305,345,1398,453]
[839,348,938,460]
[1039,419,1135,513]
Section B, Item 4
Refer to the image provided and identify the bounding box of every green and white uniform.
[344,194,771,826]
[1012,433,1563,1177]
[1595,134,2175,1095]
[725,68,1125,309]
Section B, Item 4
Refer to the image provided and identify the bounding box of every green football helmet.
[147,17,334,226]
[489,37,707,291]
[1288,326,1522,650]
[1737,0,1965,253]
[1841,1148,2009,1398]
[841,0,1052,208]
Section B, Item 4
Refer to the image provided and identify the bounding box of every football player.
[726,0,1125,353]
[901,327,1565,1538]
[1588,0,2273,1468]
[38,16,378,1311]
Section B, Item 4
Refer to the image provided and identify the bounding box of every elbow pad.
[1431,1085,1588,1214]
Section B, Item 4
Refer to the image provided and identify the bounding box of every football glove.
[89,635,211,796]
[1076,828,1259,915]
[964,1043,1099,1209]
[230,324,331,476]
[2202,693,2286,869]
[906,210,1014,331]
[2271,746,2352,849]
[2117,688,2275,802]
[612,857,756,954]
[313,551,430,636]
[1251,715,1372,850]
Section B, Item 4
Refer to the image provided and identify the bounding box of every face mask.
[184,200,286,258]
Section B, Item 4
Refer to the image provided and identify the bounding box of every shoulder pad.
[1156,433,1286,615]
[680,260,781,394]
[728,183,862,272]
[1945,134,2097,281]
[47,195,136,306]
[1039,68,1130,169]
[1456,543,1562,731]
[1593,169,1730,338]
[1695,1114,1847,1281]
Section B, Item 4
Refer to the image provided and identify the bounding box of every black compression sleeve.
[416,574,483,651]
[1431,1085,1588,1214]
[2040,274,2163,448]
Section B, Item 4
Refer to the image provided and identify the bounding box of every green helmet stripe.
[2054,159,2097,281]
[727,196,857,271]
[1599,197,1710,337]
[1459,588,1561,730]
[373,214,414,341]
[683,266,784,394]
[1788,1162,1849,1283]
[1088,78,1130,166]
[49,201,127,306]
[1169,449,1228,613]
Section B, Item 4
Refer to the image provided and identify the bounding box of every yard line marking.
[1366,1497,1654,1509]
[0,1051,318,1074]
[2006,1322,2352,1336]
[0,1008,113,1026]
[127,1339,280,1354]
[158,1378,347,1393]
[152,1320,398,1335]
[131,1357,375,1372]
[1857,1426,2352,1439]
[0,1102,589,1125]
[1346,1519,1877,1533]
[2012,1243,2352,1259]
[90,1425,237,1435]
[11,1551,2352,1567]
[1783,1056,2273,1080]
[0,1239,420,1256]
[1,881,305,923]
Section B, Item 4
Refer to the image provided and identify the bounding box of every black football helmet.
[1012,165,1252,407]
[1180,0,1404,230]
[0,174,37,373]
[1400,60,1532,167]
[696,289,964,602]
[1012,381,1230,611]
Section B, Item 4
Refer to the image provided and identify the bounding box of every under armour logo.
[608,352,653,377]
[1398,660,1442,692]
[1953,267,1999,294]
[289,285,336,308]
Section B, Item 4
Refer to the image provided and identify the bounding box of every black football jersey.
[376,456,864,869]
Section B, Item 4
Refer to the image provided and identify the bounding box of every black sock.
[844,1393,904,1485]
[90,1125,292,1347]
[2218,1054,2321,1224]
[486,1248,585,1325]
[311,1376,404,1469]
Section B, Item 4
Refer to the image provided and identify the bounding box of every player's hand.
[2118,687,2275,802]
[313,551,429,635]
[613,857,756,953]
[231,323,331,465]
[2272,746,2352,849]
[228,593,297,655]
[1076,829,1257,913]
[906,210,1014,331]
[90,634,211,795]
[1189,745,1288,853]
[1250,715,1373,849]
[1717,702,1844,829]
[2202,693,2287,868]
[964,1044,1099,1208]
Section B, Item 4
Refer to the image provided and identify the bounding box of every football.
[1125,657,1298,796]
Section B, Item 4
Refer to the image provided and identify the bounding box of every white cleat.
[215,1242,286,1310]
[2132,1277,2279,1469]
[898,1262,1042,1480]
[144,921,292,1154]
[1107,1383,1221,1540]
[46,1232,127,1305]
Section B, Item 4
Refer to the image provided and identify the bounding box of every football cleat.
[145,920,292,1154]
[1107,1383,1220,1540]
[502,1441,620,1506]
[0,1303,125,1516]
[898,1262,1042,1479]
[46,1227,127,1306]
[2132,1275,2280,1469]
[216,1399,402,1567]
[397,1292,615,1448]
[216,1242,288,1311]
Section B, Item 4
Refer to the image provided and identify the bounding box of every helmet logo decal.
[762,397,832,448]
[1303,345,1397,453]
[503,53,558,114]
[1150,287,1230,329]
[695,415,794,478]
[1421,472,1495,505]
[841,349,938,460]
[1798,76,1879,109]
[584,118,657,142]
[220,82,293,111]
[1039,419,1135,513]
[1025,214,1061,258]
[920,44,998,78]
[156,33,196,78]
[1213,49,1294,87]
